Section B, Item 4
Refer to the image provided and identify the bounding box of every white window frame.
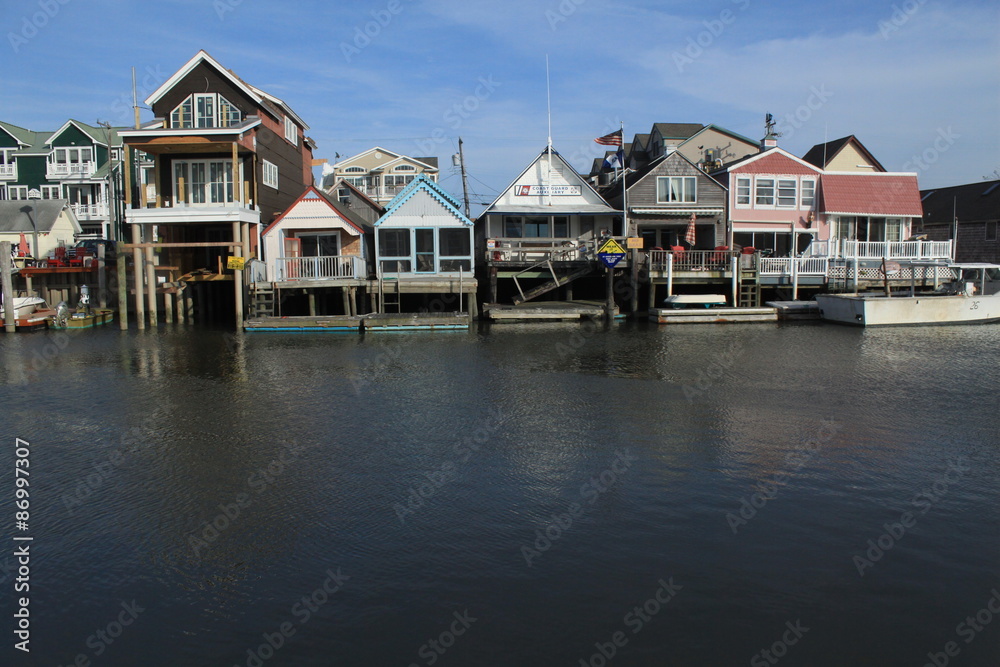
[169,93,242,129]
[755,178,775,207]
[735,177,751,207]
[777,179,797,207]
[343,166,365,174]
[801,179,816,209]
[393,164,416,172]
[262,160,278,189]
[656,176,697,203]
[172,159,235,206]
[284,116,297,145]
[41,185,61,199]
[885,218,904,243]
[9,185,28,200]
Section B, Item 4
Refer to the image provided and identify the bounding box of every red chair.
[711,245,729,264]
[741,246,756,255]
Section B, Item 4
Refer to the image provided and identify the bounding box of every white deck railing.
[70,203,109,220]
[0,164,15,178]
[804,239,952,260]
[758,257,830,276]
[648,249,738,272]
[46,162,96,178]
[274,255,366,281]
[488,237,592,263]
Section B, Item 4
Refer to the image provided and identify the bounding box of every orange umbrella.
[18,232,30,257]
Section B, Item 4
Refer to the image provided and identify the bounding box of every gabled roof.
[45,120,122,147]
[820,173,923,217]
[375,174,473,226]
[713,146,823,175]
[601,151,726,202]
[0,121,33,147]
[482,146,618,215]
[802,135,885,171]
[631,133,650,151]
[336,146,439,172]
[262,186,370,236]
[651,123,704,141]
[145,50,307,129]
[920,179,1000,224]
[0,200,80,233]
[324,177,385,214]
[687,124,758,148]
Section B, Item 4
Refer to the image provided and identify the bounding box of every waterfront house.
[373,175,477,314]
[118,49,315,323]
[478,146,619,306]
[322,177,385,227]
[0,199,82,259]
[802,135,886,172]
[920,179,999,264]
[328,147,439,206]
[0,119,123,239]
[261,185,371,283]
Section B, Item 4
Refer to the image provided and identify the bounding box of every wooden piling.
[98,244,107,308]
[132,224,145,329]
[145,245,157,326]
[117,242,128,330]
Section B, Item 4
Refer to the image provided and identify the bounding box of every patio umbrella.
[18,232,30,257]
[684,212,697,247]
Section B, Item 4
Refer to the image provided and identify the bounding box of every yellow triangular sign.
[598,238,626,255]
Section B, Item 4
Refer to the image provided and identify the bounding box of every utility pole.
[458,137,471,218]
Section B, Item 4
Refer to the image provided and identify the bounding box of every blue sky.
[3,0,997,210]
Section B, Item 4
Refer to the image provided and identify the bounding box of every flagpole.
[545,54,553,208]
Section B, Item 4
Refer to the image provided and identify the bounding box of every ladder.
[250,284,275,317]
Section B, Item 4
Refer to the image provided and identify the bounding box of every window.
[801,179,815,209]
[553,216,569,237]
[384,174,415,190]
[524,217,549,238]
[343,166,364,173]
[169,93,242,128]
[736,177,751,206]
[173,159,234,205]
[262,160,278,189]
[284,116,297,145]
[439,229,470,257]
[777,179,797,207]
[503,216,522,238]
[49,148,94,175]
[832,217,856,240]
[9,185,28,200]
[344,176,365,188]
[394,164,416,172]
[985,221,997,242]
[755,178,775,206]
[885,218,904,243]
[656,176,696,203]
[379,229,410,258]
[41,185,60,199]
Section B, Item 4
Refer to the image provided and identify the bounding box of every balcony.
[47,162,96,179]
[69,203,109,221]
[0,164,15,179]
[274,255,367,282]
[487,238,591,263]
[126,202,259,226]
[648,249,739,272]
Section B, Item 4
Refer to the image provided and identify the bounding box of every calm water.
[1,321,999,666]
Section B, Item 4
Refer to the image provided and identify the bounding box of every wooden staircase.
[512,262,594,305]
[250,284,275,317]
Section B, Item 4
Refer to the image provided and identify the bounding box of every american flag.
[685,212,697,246]
[595,130,623,146]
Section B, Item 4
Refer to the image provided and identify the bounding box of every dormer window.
[170,93,243,129]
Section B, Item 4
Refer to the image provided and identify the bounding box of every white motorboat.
[0,296,46,318]
[816,264,1000,326]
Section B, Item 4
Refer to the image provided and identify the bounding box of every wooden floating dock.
[649,306,778,324]
[766,301,821,321]
[484,300,615,321]
[244,312,470,332]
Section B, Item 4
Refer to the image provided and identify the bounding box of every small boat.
[1,296,46,318]
[816,263,1000,326]
[663,294,728,309]
[47,307,115,330]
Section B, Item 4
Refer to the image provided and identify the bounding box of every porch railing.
[274,255,366,281]
[758,257,830,276]
[488,237,591,263]
[69,203,109,220]
[804,239,952,260]
[46,162,96,178]
[0,164,15,178]
[648,249,739,272]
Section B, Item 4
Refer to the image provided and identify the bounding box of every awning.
[487,205,618,215]
[631,208,724,216]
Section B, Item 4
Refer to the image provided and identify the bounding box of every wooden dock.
[766,301,821,321]
[649,306,778,324]
[244,312,470,332]
[484,300,614,321]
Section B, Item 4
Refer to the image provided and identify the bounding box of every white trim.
[117,120,261,138]
[728,146,823,173]
[284,116,297,145]
[632,208,723,215]
[146,50,262,108]
[248,85,309,131]
[44,120,109,147]
[262,160,278,189]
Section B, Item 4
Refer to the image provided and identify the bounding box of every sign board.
[626,237,644,249]
[881,261,901,275]
[486,239,497,249]
[227,256,246,270]
[515,185,582,197]
[597,238,627,268]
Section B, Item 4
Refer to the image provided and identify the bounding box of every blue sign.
[598,252,625,268]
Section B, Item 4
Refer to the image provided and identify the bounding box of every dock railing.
[488,238,590,263]
[758,256,830,276]
[648,249,739,272]
[275,255,366,281]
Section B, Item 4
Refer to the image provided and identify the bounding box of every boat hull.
[47,309,115,330]
[816,293,1000,326]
